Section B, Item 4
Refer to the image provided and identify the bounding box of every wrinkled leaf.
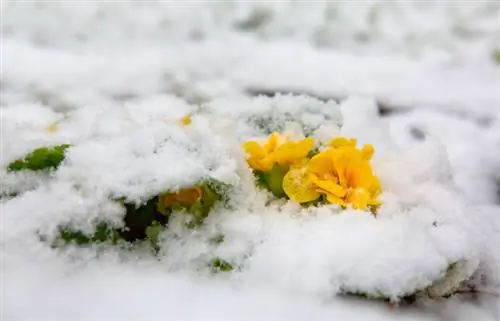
[8,144,71,172]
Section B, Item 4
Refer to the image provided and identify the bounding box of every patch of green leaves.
[210,257,233,273]
[8,144,71,172]
[210,234,225,245]
[145,220,164,251]
[307,147,321,158]
[159,181,226,228]
[255,165,288,198]
[121,196,168,243]
[57,221,120,246]
[54,180,227,250]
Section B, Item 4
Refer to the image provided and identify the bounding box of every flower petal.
[323,191,346,206]
[361,144,375,160]
[294,137,315,157]
[271,138,312,165]
[257,156,275,172]
[346,160,374,188]
[308,150,336,176]
[264,132,281,153]
[329,137,357,149]
[346,188,371,210]
[314,179,346,198]
[244,141,266,159]
[180,114,192,126]
[283,169,321,203]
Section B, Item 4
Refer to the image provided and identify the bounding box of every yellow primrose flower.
[282,166,321,203]
[329,137,374,160]
[283,137,381,211]
[159,187,203,207]
[243,132,314,172]
[329,137,357,148]
[179,114,192,126]
[45,122,59,134]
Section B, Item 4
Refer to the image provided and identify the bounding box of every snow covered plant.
[56,180,228,250]
[3,113,233,256]
[2,95,484,306]
[244,134,381,214]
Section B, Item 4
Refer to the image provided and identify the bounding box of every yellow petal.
[45,122,59,133]
[324,192,346,206]
[333,152,350,188]
[247,157,265,171]
[265,132,281,153]
[258,156,276,172]
[346,161,374,189]
[180,114,192,126]
[244,141,267,159]
[329,137,357,149]
[314,179,346,198]
[270,143,299,164]
[368,176,382,197]
[290,158,309,169]
[293,137,315,157]
[346,188,371,210]
[176,187,203,206]
[361,144,374,160]
[308,150,336,176]
[283,168,321,203]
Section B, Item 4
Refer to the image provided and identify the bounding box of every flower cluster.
[244,133,381,213]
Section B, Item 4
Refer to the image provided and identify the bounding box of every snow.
[2,1,500,321]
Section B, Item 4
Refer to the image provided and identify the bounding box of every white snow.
[2,1,500,321]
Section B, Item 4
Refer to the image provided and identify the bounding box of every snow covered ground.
[2,1,500,320]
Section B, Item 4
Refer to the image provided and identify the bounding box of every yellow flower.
[243,132,314,172]
[282,166,321,203]
[329,137,374,160]
[179,114,192,126]
[329,137,357,149]
[159,187,203,207]
[45,122,59,134]
[283,137,381,212]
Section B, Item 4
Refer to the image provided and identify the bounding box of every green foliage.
[8,144,71,172]
[57,222,120,246]
[307,147,320,159]
[54,180,227,250]
[159,181,226,228]
[492,48,500,64]
[255,165,288,198]
[58,228,91,245]
[121,196,168,242]
[210,234,225,245]
[249,116,279,135]
[210,257,233,272]
[145,220,164,251]
[248,113,326,138]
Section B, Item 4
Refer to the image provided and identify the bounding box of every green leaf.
[307,147,320,158]
[210,257,233,272]
[169,182,225,228]
[58,227,91,245]
[145,220,164,246]
[91,222,120,243]
[121,196,169,242]
[57,221,121,246]
[7,144,71,172]
[257,165,288,198]
[210,234,225,245]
